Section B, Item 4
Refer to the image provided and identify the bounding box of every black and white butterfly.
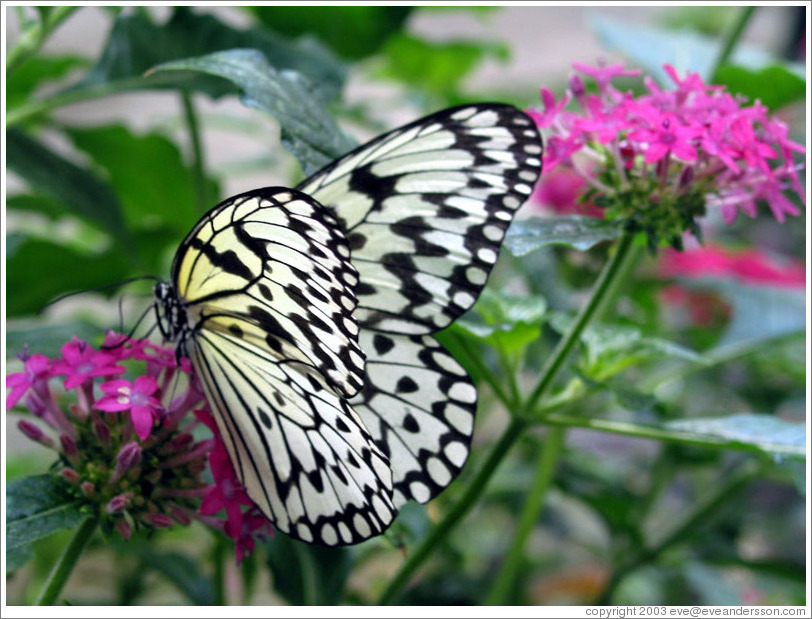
[154,104,543,545]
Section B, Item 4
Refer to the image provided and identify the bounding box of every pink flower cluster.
[530,62,805,246]
[7,333,272,562]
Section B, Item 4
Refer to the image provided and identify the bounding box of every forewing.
[172,187,365,398]
[297,104,543,335]
[191,327,396,545]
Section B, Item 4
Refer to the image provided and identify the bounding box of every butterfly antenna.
[102,302,160,351]
[40,275,161,316]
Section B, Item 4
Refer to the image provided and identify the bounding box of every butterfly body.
[157,104,542,545]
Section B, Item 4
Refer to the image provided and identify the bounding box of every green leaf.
[134,551,215,605]
[504,216,622,256]
[664,414,806,460]
[264,535,352,605]
[589,14,806,83]
[549,313,705,380]
[685,279,806,350]
[378,33,509,99]
[6,238,130,317]
[6,128,130,243]
[6,193,70,220]
[247,6,413,60]
[6,54,88,111]
[6,475,88,572]
[6,321,103,358]
[714,64,806,110]
[151,49,356,175]
[454,288,547,353]
[64,125,217,233]
[77,9,347,103]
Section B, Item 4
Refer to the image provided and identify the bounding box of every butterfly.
[154,103,543,546]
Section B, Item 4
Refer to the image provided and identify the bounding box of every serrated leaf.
[454,289,547,353]
[590,14,806,83]
[714,64,806,110]
[264,535,351,605]
[6,128,129,242]
[505,216,622,256]
[6,475,88,571]
[151,49,356,175]
[75,9,347,103]
[664,414,805,460]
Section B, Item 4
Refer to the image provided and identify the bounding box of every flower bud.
[115,518,133,541]
[18,420,54,448]
[110,442,142,486]
[60,467,81,484]
[60,434,78,458]
[93,420,112,446]
[80,481,96,497]
[106,493,132,514]
[142,513,174,528]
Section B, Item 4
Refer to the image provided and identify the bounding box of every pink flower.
[532,167,603,218]
[96,376,163,440]
[6,352,51,409]
[528,61,806,246]
[660,245,806,288]
[52,338,125,389]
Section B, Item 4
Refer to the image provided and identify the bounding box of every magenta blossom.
[530,61,806,247]
[7,333,274,563]
[96,376,163,440]
[6,351,51,409]
[52,337,125,389]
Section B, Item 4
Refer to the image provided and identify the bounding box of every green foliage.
[151,49,356,175]
[6,476,89,572]
[5,4,805,608]
[505,216,623,255]
[714,64,807,111]
[247,6,413,60]
[264,536,352,605]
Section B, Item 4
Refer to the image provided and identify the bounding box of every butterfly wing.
[297,103,543,334]
[172,187,395,544]
[298,104,543,505]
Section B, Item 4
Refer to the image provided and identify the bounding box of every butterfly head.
[153,281,187,344]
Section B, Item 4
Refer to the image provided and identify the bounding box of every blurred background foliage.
[5,5,807,606]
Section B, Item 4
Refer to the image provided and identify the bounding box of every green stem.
[35,517,98,605]
[377,417,527,605]
[710,6,758,80]
[6,6,79,75]
[449,332,515,409]
[378,230,641,605]
[7,74,183,127]
[211,534,227,605]
[180,90,211,213]
[598,459,763,604]
[525,228,638,416]
[484,426,567,605]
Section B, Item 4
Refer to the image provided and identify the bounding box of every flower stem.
[525,228,638,416]
[180,90,211,213]
[35,516,98,605]
[376,417,527,605]
[6,6,79,75]
[484,426,567,605]
[710,6,758,80]
[597,459,763,604]
[377,229,640,605]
